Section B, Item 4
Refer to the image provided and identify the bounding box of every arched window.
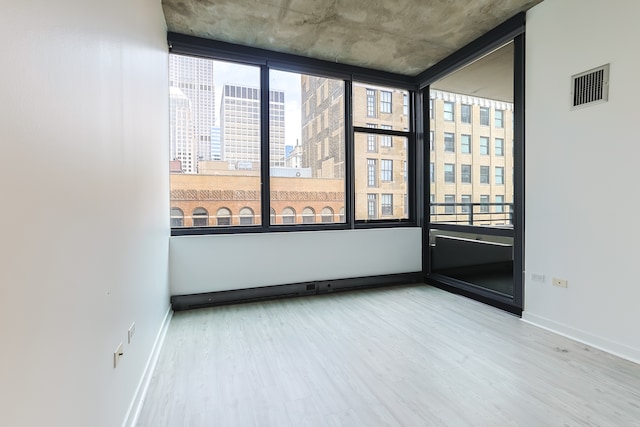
[302,207,315,224]
[216,208,231,226]
[192,207,209,226]
[239,207,254,225]
[170,207,184,227]
[270,208,276,224]
[321,207,334,223]
[282,207,296,224]
[339,207,345,223]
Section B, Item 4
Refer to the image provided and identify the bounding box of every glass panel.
[169,54,261,227]
[353,83,409,131]
[355,133,408,220]
[269,70,345,224]
[428,41,515,297]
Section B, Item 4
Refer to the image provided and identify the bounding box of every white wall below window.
[524,0,640,363]
[170,228,422,295]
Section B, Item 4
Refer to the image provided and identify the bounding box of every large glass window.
[270,71,345,225]
[169,55,261,229]
[354,83,410,222]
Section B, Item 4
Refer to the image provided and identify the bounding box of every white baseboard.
[122,306,173,427]
[522,311,640,365]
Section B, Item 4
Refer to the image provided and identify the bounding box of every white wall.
[524,0,640,362]
[171,228,422,294]
[0,1,170,426]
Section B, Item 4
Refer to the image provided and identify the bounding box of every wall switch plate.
[128,322,136,344]
[114,342,124,368]
[552,278,568,288]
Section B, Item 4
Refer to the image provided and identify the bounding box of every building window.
[193,207,209,226]
[430,131,434,151]
[461,134,471,153]
[321,207,334,223]
[495,138,504,156]
[380,124,392,147]
[443,101,454,121]
[479,107,490,126]
[403,160,407,182]
[429,99,433,119]
[381,159,393,182]
[461,104,471,124]
[239,207,254,225]
[480,195,490,213]
[461,164,471,183]
[461,195,471,213]
[282,207,296,224]
[380,91,392,113]
[480,136,490,155]
[215,208,230,226]
[480,165,490,184]
[367,123,377,152]
[444,133,455,152]
[403,93,409,116]
[404,193,408,216]
[270,208,276,224]
[366,89,376,117]
[367,159,377,187]
[444,163,455,183]
[381,194,393,216]
[495,195,505,213]
[444,194,455,214]
[430,162,435,183]
[367,194,377,219]
[170,207,184,227]
[495,109,504,128]
[339,207,345,222]
[430,194,435,215]
[495,166,505,185]
[302,207,315,223]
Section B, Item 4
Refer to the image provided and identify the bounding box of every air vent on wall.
[571,64,609,109]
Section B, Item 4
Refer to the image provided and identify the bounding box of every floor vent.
[571,64,609,109]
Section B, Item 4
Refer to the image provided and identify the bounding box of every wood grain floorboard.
[136,285,640,426]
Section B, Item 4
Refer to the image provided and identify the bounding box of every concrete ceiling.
[162,0,542,76]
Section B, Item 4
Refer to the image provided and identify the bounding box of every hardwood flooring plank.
[136,285,640,427]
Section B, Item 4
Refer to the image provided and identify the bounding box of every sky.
[213,60,302,148]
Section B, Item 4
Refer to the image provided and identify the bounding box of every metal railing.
[430,202,513,227]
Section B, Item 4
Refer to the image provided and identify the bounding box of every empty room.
[2,0,640,426]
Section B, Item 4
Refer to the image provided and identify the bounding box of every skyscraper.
[220,84,285,168]
[169,87,196,173]
[169,54,215,162]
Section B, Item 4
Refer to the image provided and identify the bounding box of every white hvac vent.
[571,64,609,109]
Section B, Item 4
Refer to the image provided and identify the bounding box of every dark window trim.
[169,36,419,236]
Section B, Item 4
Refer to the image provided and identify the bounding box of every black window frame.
[168,33,418,235]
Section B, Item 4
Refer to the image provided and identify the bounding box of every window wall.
[168,51,415,234]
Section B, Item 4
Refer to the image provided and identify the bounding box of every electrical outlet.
[531,273,545,283]
[114,342,124,368]
[552,278,568,288]
[128,322,136,344]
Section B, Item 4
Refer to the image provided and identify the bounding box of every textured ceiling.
[162,0,542,76]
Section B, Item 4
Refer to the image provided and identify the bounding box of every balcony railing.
[430,202,513,227]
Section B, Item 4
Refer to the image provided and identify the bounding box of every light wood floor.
[137,285,640,426]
